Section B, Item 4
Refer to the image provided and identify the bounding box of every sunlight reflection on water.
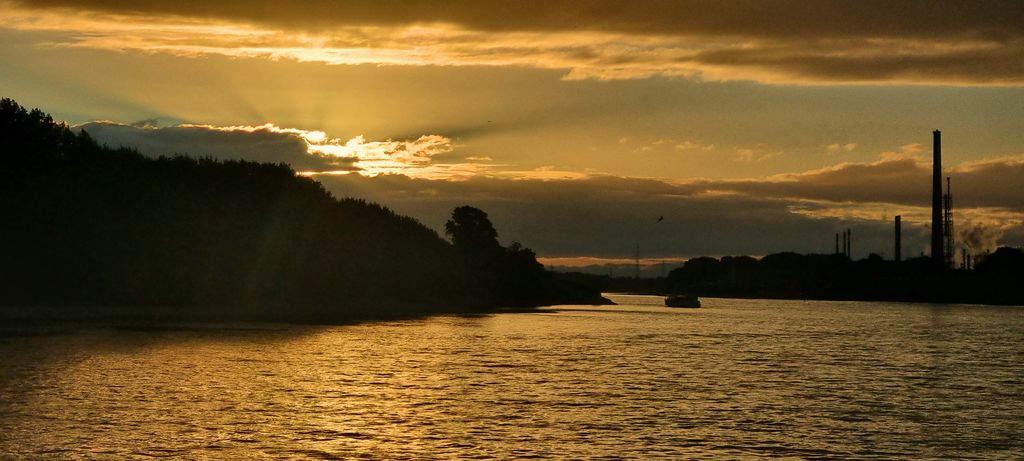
[1,296,1023,459]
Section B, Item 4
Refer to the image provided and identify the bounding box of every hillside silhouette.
[0,98,605,320]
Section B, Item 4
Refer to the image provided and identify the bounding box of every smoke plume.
[958,221,1004,253]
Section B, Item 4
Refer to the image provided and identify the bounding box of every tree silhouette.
[445,206,501,253]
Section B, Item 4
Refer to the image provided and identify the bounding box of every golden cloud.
[4,2,1024,85]
[76,119,480,178]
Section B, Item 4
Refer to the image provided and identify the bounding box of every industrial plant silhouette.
[571,130,1024,305]
[836,131,967,268]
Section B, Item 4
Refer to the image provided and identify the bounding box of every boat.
[665,294,701,308]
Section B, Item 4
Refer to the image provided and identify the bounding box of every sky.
[2,0,1023,266]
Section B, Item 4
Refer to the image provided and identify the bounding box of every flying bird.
[656,216,664,223]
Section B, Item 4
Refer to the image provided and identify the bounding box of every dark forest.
[0,98,606,320]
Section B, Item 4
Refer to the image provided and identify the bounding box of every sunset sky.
[3,0,1022,265]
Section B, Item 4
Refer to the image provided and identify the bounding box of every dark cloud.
[76,122,348,171]
[311,153,1024,259]
[129,118,159,129]
[951,159,1024,210]
[705,157,1024,211]
[10,1,1024,84]
[18,1,1024,39]
[703,159,932,206]
[692,40,1024,84]
[315,174,938,260]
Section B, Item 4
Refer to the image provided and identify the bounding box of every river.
[1,295,1022,459]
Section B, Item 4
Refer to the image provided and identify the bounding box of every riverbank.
[0,294,614,336]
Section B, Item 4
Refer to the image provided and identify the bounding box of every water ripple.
[1,297,1022,459]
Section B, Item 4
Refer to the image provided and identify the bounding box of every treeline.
[667,251,1024,304]
[575,250,1024,305]
[0,98,604,316]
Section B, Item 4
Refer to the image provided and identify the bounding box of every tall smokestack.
[895,215,902,262]
[931,130,944,267]
[835,233,839,255]
[847,228,852,259]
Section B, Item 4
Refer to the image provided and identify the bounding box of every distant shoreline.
[563,250,1024,307]
[605,290,1024,307]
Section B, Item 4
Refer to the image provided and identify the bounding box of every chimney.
[847,228,852,259]
[895,215,902,262]
[931,130,944,267]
